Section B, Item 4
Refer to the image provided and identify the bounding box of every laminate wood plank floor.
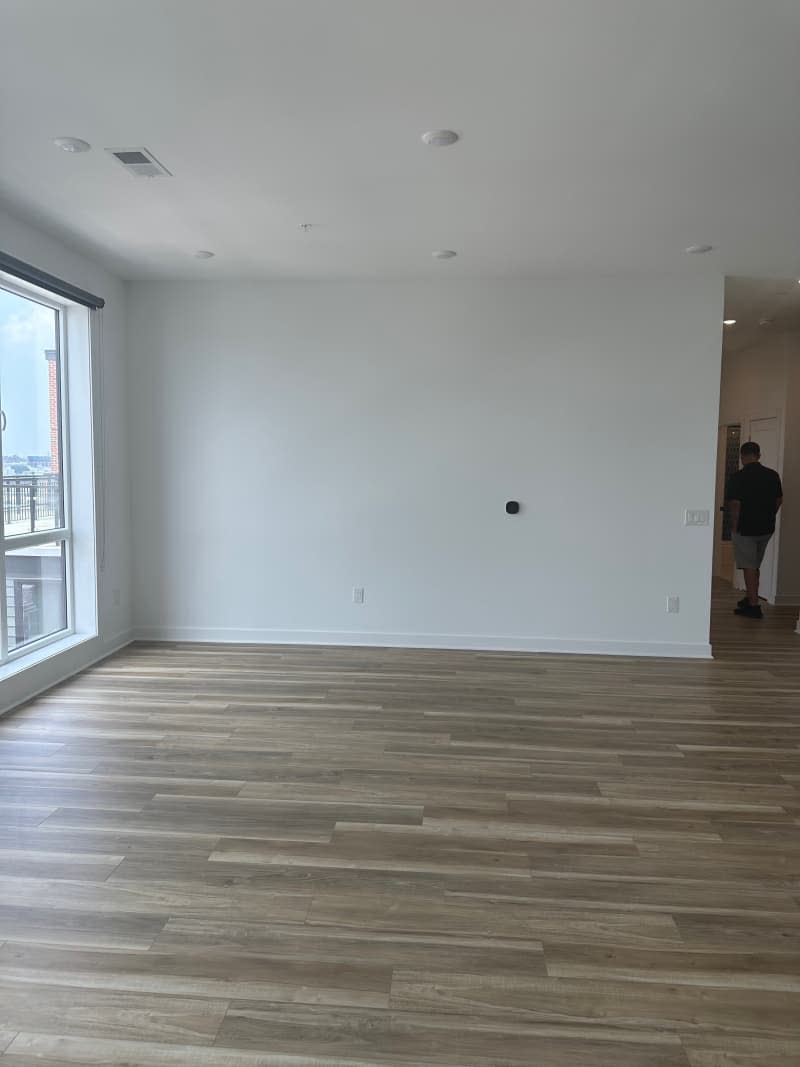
[0,581,799,1065]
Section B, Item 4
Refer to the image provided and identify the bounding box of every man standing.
[725,441,783,619]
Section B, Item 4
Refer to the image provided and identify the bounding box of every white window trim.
[0,630,93,685]
[0,277,83,665]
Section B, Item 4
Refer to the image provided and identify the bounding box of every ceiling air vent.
[106,147,171,178]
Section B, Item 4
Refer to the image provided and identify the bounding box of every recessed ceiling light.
[193,250,215,259]
[723,319,736,325]
[53,137,91,153]
[432,250,457,259]
[421,130,459,147]
[685,244,713,254]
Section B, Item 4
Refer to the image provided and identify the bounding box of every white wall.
[128,277,722,657]
[718,333,789,428]
[0,207,131,712]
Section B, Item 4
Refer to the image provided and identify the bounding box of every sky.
[0,286,57,458]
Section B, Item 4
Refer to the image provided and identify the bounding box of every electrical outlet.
[352,587,365,604]
[667,596,680,614]
[685,509,710,526]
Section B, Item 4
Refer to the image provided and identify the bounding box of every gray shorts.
[732,531,772,570]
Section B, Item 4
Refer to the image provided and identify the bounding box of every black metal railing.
[2,474,63,532]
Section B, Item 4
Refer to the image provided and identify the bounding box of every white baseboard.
[133,625,712,660]
[98,630,136,659]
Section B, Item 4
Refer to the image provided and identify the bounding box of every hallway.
[711,577,800,664]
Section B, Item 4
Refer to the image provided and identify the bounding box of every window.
[0,283,73,663]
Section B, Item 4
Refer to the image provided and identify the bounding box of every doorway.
[714,415,780,604]
[714,275,800,635]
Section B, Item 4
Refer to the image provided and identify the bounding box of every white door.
[733,416,780,603]
[713,425,736,581]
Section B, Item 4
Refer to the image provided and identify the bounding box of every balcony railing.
[2,474,63,534]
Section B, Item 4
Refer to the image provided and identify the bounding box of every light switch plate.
[685,509,710,526]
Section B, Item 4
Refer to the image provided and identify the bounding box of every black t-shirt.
[725,463,783,536]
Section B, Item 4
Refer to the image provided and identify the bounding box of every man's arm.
[725,471,741,534]
[728,497,741,533]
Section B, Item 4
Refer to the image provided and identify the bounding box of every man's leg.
[732,533,764,616]
[743,567,760,607]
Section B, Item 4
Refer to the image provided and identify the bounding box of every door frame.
[714,416,746,584]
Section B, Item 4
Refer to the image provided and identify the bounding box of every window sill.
[0,630,95,683]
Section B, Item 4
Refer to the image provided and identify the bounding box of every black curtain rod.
[0,250,105,309]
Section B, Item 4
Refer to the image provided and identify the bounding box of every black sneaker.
[734,604,763,619]
[737,596,749,608]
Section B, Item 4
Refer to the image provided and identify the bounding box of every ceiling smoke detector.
[54,137,91,153]
[107,147,171,178]
[685,244,713,254]
[421,129,459,147]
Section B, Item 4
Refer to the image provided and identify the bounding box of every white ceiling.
[2,0,800,281]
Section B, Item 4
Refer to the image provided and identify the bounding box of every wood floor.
[0,585,799,1066]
